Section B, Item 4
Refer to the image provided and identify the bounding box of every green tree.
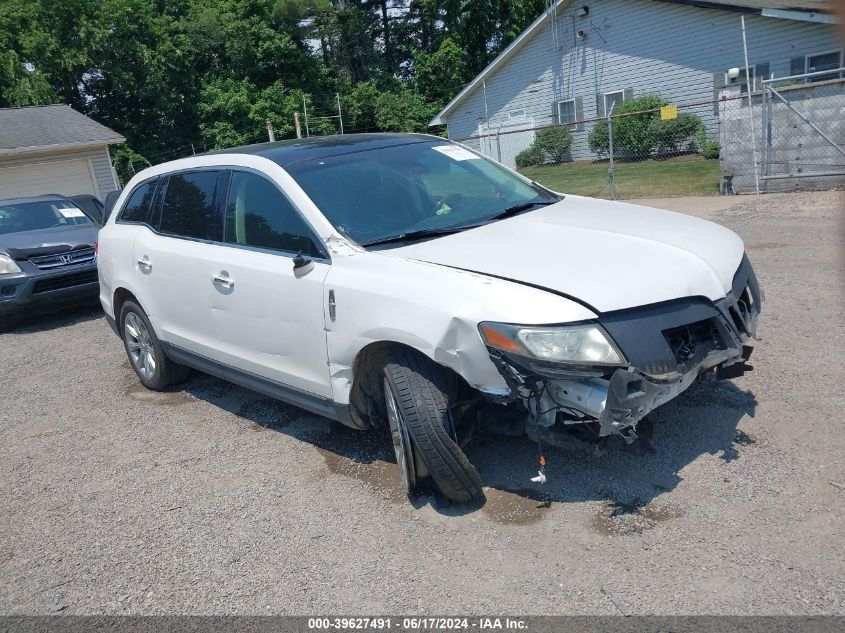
[375,89,438,132]
[412,37,467,105]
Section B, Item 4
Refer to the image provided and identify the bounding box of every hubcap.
[384,377,415,496]
[124,312,156,380]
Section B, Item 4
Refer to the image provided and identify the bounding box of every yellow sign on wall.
[660,104,678,120]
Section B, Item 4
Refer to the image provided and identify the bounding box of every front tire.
[120,300,189,390]
[383,350,484,504]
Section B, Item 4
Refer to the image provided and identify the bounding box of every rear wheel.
[120,300,190,390]
[382,350,484,504]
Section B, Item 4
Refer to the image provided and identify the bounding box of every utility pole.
[336,93,344,134]
[294,112,302,139]
[266,119,275,142]
[191,143,196,155]
[302,96,310,137]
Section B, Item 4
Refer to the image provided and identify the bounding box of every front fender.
[324,251,597,405]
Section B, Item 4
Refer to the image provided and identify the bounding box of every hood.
[0,224,99,259]
[385,196,745,314]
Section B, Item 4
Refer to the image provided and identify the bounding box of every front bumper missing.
[545,346,748,440]
[487,254,761,442]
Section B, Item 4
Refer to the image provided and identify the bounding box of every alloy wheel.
[124,312,156,380]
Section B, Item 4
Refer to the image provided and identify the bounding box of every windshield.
[285,140,559,246]
[0,200,93,235]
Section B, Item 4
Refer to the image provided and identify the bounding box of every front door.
[207,169,332,398]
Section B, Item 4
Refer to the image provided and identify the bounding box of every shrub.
[648,112,705,155]
[701,138,720,159]
[613,93,666,158]
[533,125,572,164]
[515,146,544,168]
[587,119,609,156]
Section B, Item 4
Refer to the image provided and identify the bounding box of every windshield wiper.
[361,225,473,247]
[360,200,559,247]
[486,200,557,222]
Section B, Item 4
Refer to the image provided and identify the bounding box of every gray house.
[430,0,840,167]
[0,105,124,200]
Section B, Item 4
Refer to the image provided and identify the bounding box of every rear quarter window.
[118,179,157,224]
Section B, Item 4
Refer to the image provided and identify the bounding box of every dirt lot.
[1,190,843,615]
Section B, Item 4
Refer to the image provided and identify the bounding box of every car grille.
[32,270,99,294]
[29,247,96,270]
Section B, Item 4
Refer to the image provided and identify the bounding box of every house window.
[508,109,526,122]
[806,50,843,82]
[557,99,576,128]
[604,90,625,115]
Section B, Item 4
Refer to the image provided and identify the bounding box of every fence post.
[741,15,760,194]
[336,93,344,134]
[762,82,771,193]
[607,103,617,200]
[302,96,310,138]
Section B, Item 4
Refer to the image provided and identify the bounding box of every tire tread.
[384,350,483,503]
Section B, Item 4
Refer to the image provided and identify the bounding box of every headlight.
[479,321,626,365]
[0,254,22,275]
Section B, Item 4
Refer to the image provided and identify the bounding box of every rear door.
[131,169,226,358]
[206,168,332,398]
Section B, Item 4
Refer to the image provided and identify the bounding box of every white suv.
[98,133,761,504]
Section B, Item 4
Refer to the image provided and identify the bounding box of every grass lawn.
[519,154,721,199]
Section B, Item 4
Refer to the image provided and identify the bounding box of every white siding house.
[0,105,125,200]
[430,0,840,164]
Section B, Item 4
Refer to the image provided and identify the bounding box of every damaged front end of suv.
[478,255,761,449]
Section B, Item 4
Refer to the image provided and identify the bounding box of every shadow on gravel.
[466,379,757,519]
[2,301,102,334]
[178,371,756,519]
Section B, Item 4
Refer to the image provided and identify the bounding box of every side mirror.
[292,253,314,277]
[103,190,122,224]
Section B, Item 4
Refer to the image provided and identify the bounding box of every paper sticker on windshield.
[432,145,480,161]
[58,208,86,218]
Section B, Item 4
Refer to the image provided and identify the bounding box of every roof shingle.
[0,104,125,154]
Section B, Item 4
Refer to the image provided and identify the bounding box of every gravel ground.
[1,190,843,615]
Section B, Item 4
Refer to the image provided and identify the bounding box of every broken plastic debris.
[530,470,547,484]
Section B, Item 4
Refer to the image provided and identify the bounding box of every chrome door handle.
[211,274,234,288]
[137,257,152,270]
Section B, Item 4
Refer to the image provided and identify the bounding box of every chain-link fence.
[454,74,845,200]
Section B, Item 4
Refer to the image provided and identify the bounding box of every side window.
[159,171,220,240]
[223,171,324,258]
[118,179,157,223]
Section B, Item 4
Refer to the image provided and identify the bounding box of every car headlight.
[479,321,626,365]
[0,254,22,275]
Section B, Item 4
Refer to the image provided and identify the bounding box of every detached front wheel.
[382,350,484,504]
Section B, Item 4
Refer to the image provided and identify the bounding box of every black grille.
[32,270,98,294]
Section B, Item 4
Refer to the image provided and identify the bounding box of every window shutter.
[790,56,805,78]
[596,93,605,118]
[623,87,634,101]
[551,101,560,124]
[575,96,584,131]
[713,71,726,116]
[755,62,770,90]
